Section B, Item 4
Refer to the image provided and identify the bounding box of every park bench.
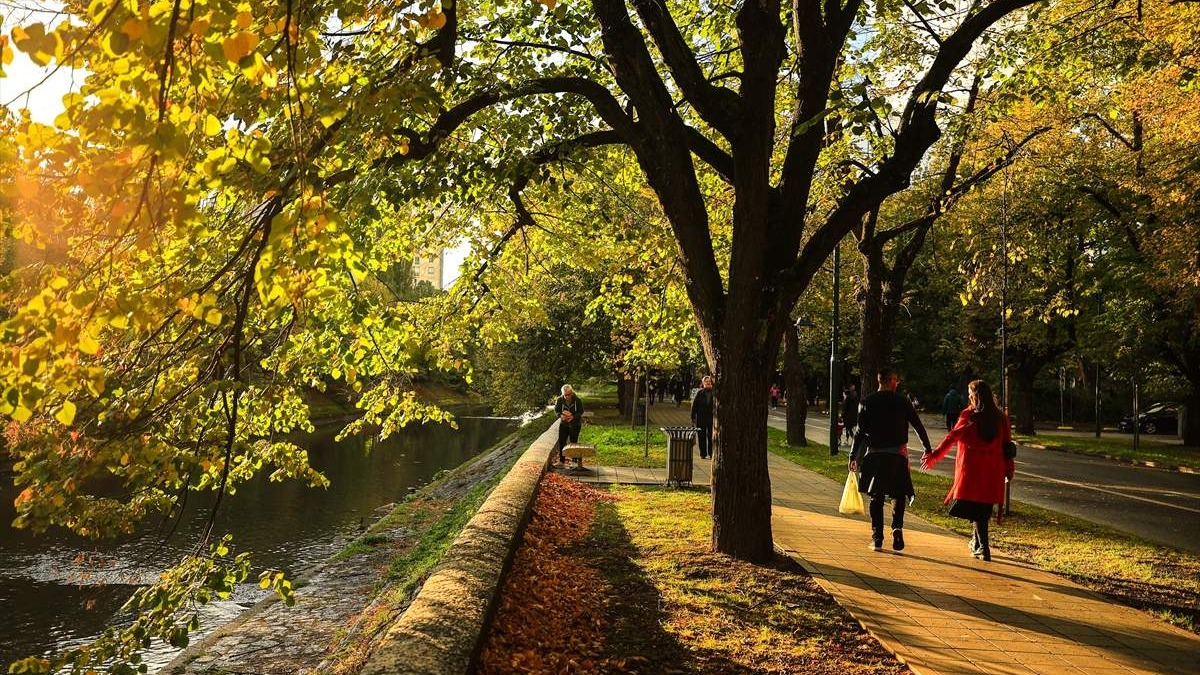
[561,443,597,474]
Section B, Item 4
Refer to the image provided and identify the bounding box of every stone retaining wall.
[358,420,559,675]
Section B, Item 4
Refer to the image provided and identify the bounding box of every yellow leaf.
[221,32,258,63]
[204,308,223,326]
[204,114,222,136]
[427,11,447,29]
[120,19,148,40]
[55,400,76,426]
[12,406,32,423]
[190,17,211,37]
[78,332,100,355]
[48,276,69,290]
[120,452,130,466]
[235,11,253,29]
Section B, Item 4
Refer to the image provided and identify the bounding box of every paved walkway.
[578,405,1199,675]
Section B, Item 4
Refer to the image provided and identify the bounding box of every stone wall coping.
[358,420,559,675]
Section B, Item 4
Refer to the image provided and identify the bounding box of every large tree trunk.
[710,350,773,562]
[1009,362,1040,435]
[858,246,889,390]
[1183,386,1200,447]
[784,324,809,446]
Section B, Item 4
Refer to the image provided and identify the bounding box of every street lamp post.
[829,243,841,455]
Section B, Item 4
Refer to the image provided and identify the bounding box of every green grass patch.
[1015,433,1199,471]
[579,424,666,468]
[768,428,1200,633]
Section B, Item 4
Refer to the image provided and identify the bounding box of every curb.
[1019,440,1198,474]
[359,421,559,675]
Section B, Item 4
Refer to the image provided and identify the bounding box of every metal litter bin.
[661,426,699,486]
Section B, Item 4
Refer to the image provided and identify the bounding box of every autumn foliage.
[476,472,622,675]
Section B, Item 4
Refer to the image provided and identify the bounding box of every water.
[0,413,519,669]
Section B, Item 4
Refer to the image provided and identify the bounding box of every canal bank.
[1,406,522,670]
[161,417,549,675]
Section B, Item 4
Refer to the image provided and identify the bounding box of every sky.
[2,2,76,123]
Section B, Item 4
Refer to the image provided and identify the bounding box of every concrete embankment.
[164,419,557,675]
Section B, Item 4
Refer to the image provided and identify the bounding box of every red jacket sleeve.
[930,409,972,462]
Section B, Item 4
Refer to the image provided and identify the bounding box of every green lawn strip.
[1015,433,1199,471]
[584,485,907,674]
[768,429,1200,632]
[579,424,666,468]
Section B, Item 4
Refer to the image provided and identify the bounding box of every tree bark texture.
[784,325,809,446]
[709,355,773,561]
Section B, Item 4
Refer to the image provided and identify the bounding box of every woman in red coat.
[920,380,1015,561]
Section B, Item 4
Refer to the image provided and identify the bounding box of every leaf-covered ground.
[476,473,908,675]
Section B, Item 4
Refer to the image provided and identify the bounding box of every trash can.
[633,399,646,425]
[660,426,699,487]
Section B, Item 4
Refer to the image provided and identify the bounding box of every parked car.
[1118,402,1180,435]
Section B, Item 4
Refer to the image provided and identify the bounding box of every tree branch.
[631,0,742,138]
[780,0,1043,306]
[902,0,945,45]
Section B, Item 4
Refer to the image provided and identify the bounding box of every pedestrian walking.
[848,367,933,552]
[554,385,584,465]
[691,375,715,460]
[769,384,781,410]
[942,385,964,431]
[841,383,859,447]
[921,380,1015,562]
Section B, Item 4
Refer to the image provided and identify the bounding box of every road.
[768,409,1200,555]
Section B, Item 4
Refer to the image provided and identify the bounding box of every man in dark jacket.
[554,384,584,465]
[942,385,964,431]
[849,367,933,552]
[690,376,715,460]
[841,383,859,447]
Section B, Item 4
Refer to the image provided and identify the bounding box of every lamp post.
[829,243,841,455]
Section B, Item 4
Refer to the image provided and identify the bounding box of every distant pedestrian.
[671,376,683,406]
[922,380,1014,562]
[769,384,781,410]
[841,383,859,447]
[554,385,584,465]
[691,376,715,460]
[942,385,964,431]
[647,378,657,406]
[848,367,933,552]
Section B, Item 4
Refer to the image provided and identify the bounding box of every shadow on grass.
[582,498,747,675]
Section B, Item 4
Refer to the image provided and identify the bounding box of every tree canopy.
[11,0,1200,669]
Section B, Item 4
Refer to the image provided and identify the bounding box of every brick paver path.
[581,404,1200,675]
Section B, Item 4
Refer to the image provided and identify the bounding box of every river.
[0,413,519,670]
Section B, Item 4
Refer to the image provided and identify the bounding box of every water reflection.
[0,414,517,669]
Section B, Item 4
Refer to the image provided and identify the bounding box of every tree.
[1,0,1060,666]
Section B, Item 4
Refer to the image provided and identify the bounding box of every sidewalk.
[581,404,1200,675]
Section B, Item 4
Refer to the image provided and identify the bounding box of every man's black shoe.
[869,537,883,551]
[892,528,905,551]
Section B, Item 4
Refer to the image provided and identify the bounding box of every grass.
[583,485,908,674]
[768,429,1200,632]
[1014,432,1199,471]
[579,424,666,468]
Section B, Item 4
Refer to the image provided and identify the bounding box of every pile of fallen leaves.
[475,472,624,675]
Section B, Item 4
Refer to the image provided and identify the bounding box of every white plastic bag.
[838,472,865,515]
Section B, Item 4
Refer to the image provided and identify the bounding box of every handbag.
[838,472,865,515]
[1003,440,1017,459]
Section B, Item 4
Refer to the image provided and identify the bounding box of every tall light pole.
[1000,169,1010,412]
[829,242,841,455]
